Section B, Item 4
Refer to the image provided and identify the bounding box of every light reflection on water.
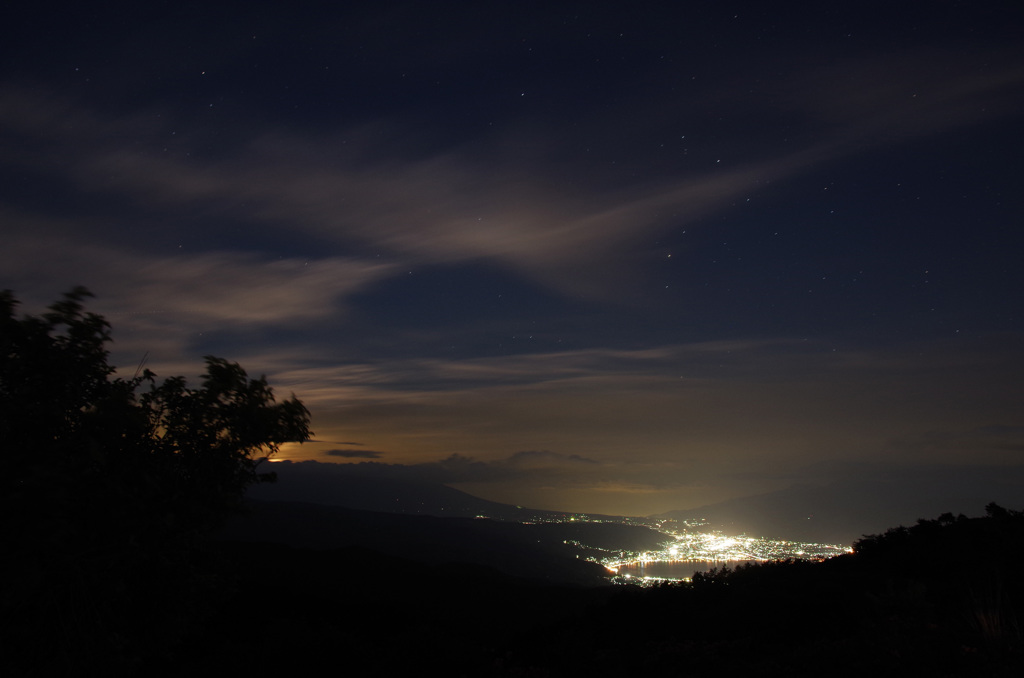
[613,559,761,579]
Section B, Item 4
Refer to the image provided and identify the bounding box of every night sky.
[3,1,1023,527]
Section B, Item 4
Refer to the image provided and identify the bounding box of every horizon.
[253,458,1018,546]
[3,2,1023,527]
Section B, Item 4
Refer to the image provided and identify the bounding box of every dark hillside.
[247,459,521,518]
[219,499,665,585]
[495,504,1024,676]
[248,459,640,524]
[152,540,607,677]
[151,505,1023,677]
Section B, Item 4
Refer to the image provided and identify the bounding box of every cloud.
[5,48,1021,303]
[2,216,391,322]
[502,450,599,468]
[887,424,1024,460]
[783,50,1024,144]
[278,332,1024,491]
[324,448,384,459]
[355,450,602,486]
[0,212,395,370]
[294,450,604,487]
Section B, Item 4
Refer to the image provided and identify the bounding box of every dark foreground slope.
[495,504,1024,677]
[157,505,1024,678]
[154,541,607,677]
[12,504,1023,676]
[219,498,666,584]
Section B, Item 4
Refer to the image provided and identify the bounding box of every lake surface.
[613,559,761,580]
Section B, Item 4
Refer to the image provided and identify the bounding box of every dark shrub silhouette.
[1,288,311,675]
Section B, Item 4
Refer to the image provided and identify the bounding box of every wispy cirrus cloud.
[4,47,1021,302]
[0,212,395,369]
[2,218,392,319]
[324,448,385,459]
[267,333,1024,484]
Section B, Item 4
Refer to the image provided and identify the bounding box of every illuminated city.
[532,514,852,586]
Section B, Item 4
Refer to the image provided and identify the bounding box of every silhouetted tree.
[1,288,312,675]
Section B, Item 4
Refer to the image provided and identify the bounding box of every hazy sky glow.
[3,1,1023,520]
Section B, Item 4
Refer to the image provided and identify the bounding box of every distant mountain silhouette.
[658,478,1010,545]
[250,460,512,516]
[251,460,632,522]
[253,461,1021,548]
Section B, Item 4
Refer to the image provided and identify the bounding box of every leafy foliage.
[0,288,312,674]
[2,287,311,532]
